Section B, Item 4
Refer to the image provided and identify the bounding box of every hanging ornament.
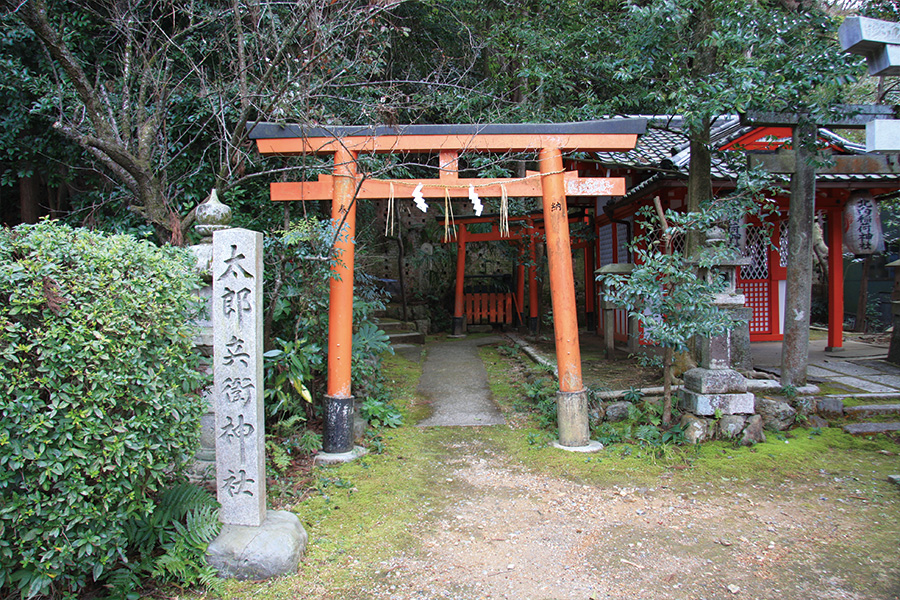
[444,188,457,241]
[500,183,509,237]
[413,183,428,212]
[385,182,395,237]
[469,184,483,216]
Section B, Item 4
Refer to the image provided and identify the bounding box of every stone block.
[683,368,747,394]
[817,397,844,417]
[698,332,733,370]
[679,390,755,416]
[680,414,712,444]
[839,16,900,54]
[867,119,900,152]
[604,401,633,422]
[729,307,753,372]
[756,397,797,431]
[206,510,308,580]
[869,45,900,76]
[807,414,829,429]
[213,228,266,527]
[557,389,590,448]
[741,415,766,446]
[717,415,747,439]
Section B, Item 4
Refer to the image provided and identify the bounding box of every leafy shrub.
[0,221,208,598]
[263,221,398,438]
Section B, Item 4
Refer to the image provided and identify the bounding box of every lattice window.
[742,281,771,334]
[616,221,630,262]
[599,224,614,265]
[671,232,685,255]
[779,221,789,268]
[741,225,769,281]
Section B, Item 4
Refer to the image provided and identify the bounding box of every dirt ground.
[350,433,899,600]
[529,333,664,391]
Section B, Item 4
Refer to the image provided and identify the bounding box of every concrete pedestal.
[314,446,369,466]
[556,389,591,448]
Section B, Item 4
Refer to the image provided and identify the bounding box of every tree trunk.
[662,346,674,427]
[18,167,41,224]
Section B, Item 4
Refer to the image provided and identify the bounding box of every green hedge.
[0,221,208,598]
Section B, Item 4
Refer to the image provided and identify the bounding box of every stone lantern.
[679,226,755,417]
[188,190,232,481]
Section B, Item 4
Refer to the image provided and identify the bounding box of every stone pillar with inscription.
[205,227,308,580]
[212,228,266,526]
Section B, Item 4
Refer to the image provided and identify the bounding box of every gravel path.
[358,435,899,600]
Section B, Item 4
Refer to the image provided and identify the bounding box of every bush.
[0,221,208,598]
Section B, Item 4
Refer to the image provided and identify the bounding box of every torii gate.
[249,120,646,456]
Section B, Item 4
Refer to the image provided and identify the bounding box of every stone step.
[388,331,425,345]
[376,319,417,333]
[825,392,900,402]
[844,404,900,418]
[842,422,900,436]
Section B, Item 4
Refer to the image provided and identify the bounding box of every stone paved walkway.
[752,338,900,395]
[416,336,506,427]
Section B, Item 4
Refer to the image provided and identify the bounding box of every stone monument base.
[551,440,604,453]
[206,510,307,580]
[680,389,755,416]
[314,445,369,466]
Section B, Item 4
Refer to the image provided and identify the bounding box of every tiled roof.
[592,115,900,201]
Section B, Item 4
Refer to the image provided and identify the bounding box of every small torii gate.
[249,120,646,455]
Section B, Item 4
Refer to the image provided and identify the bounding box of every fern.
[106,483,223,597]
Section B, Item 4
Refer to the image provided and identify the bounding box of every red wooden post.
[516,245,526,326]
[584,241,596,332]
[324,147,358,454]
[527,218,539,334]
[539,148,589,447]
[827,206,844,351]
[452,227,467,335]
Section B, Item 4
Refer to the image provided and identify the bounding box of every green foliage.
[592,400,685,448]
[602,0,858,120]
[0,221,208,597]
[622,386,644,404]
[361,397,403,429]
[264,338,319,423]
[522,377,558,429]
[600,170,778,355]
[108,483,222,598]
[779,384,799,401]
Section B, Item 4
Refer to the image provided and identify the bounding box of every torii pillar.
[540,148,593,448]
[324,147,360,456]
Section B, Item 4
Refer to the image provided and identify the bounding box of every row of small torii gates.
[250,120,647,455]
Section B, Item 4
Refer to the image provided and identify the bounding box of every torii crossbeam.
[249,120,646,455]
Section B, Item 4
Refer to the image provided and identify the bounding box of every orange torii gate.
[249,120,646,456]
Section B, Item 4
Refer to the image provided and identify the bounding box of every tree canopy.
[0,0,872,240]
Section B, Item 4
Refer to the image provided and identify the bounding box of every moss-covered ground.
[183,341,900,600]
